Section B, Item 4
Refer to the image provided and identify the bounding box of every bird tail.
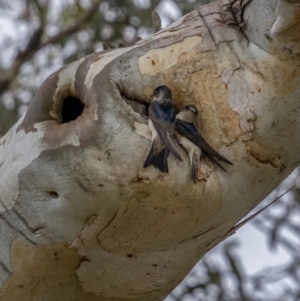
[205,155,227,172]
[202,142,233,165]
[191,152,199,185]
[143,146,169,173]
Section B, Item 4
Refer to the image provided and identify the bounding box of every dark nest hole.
[49,191,59,198]
[61,96,85,123]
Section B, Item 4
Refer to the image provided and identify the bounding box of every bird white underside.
[148,119,158,142]
[175,132,202,167]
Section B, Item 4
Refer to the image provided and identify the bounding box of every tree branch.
[0,0,103,96]
[39,0,103,48]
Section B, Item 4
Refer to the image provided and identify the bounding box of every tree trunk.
[0,0,299,300]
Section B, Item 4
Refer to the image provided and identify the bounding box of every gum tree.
[0,0,300,300]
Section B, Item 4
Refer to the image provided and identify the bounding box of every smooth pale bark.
[0,0,299,300]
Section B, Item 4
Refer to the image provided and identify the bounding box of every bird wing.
[175,119,233,166]
[149,100,182,161]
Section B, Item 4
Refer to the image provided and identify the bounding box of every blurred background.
[0,1,300,300]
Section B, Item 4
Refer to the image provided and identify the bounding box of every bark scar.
[246,140,285,172]
[220,0,252,30]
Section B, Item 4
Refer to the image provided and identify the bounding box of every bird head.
[184,105,198,116]
[176,105,198,123]
[151,85,172,100]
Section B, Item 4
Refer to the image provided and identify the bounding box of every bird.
[175,105,233,183]
[144,85,182,173]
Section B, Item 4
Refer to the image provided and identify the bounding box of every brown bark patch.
[0,238,104,301]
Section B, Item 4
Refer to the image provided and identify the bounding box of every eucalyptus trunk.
[0,0,300,300]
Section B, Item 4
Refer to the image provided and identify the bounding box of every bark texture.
[0,0,300,300]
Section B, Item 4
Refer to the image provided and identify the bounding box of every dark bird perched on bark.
[144,86,182,173]
[175,105,233,183]
[152,11,162,33]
